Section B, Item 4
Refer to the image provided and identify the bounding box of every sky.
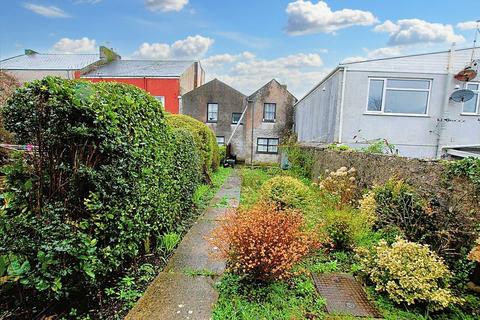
[1,0,480,97]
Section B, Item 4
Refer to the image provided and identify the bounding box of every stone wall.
[305,147,480,216]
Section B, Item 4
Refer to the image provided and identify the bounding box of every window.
[367,78,431,115]
[463,83,479,114]
[263,103,276,122]
[257,138,279,154]
[216,136,225,146]
[155,96,165,108]
[207,103,218,122]
[232,112,243,124]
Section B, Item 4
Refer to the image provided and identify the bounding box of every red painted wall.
[84,77,180,113]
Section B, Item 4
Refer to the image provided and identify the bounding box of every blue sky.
[1,0,479,96]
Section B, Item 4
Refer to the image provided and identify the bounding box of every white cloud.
[145,0,188,12]
[202,52,326,98]
[374,19,464,46]
[456,21,479,31]
[23,3,70,18]
[53,37,97,53]
[133,35,214,59]
[342,46,405,63]
[285,0,377,35]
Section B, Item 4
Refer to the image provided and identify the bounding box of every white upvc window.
[462,83,479,114]
[366,78,431,116]
[216,136,225,146]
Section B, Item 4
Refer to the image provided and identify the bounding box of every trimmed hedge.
[0,77,201,303]
[165,114,219,182]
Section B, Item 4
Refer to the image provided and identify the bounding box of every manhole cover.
[312,273,382,318]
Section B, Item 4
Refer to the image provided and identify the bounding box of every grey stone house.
[181,78,296,164]
[295,47,480,159]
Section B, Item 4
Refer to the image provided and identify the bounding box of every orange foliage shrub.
[210,203,320,281]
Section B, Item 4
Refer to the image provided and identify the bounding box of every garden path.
[125,170,241,320]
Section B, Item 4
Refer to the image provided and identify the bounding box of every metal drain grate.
[312,273,382,318]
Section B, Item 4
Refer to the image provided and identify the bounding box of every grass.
[212,274,325,320]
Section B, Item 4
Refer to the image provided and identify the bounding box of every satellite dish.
[454,67,477,82]
[450,89,475,102]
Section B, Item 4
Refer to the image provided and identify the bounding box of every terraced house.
[182,78,296,164]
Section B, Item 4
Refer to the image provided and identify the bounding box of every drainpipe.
[435,44,455,158]
[250,99,254,167]
[338,66,347,143]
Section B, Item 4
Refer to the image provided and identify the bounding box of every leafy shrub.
[445,157,480,192]
[281,137,314,179]
[211,203,320,281]
[321,208,373,250]
[0,77,200,305]
[358,238,460,311]
[326,143,351,151]
[315,167,358,207]
[372,179,433,242]
[358,191,377,226]
[259,176,310,209]
[361,139,396,155]
[468,237,480,263]
[165,113,219,182]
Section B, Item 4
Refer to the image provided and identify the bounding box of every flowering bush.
[358,238,460,311]
[259,176,310,210]
[210,203,320,281]
[468,237,480,263]
[315,167,357,207]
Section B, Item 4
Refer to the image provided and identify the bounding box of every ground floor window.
[154,96,165,108]
[257,138,279,154]
[216,136,225,146]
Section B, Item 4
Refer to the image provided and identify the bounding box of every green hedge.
[0,77,201,303]
[165,114,219,182]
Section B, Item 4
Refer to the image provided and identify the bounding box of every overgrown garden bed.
[211,152,480,319]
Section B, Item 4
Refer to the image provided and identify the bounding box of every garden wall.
[304,147,480,216]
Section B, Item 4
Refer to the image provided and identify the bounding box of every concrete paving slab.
[165,219,225,274]
[125,273,218,320]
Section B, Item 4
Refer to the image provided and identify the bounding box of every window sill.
[363,112,430,118]
[256,152,278,155]
[460,113,480,116]
[262,120,276,123]
[231,123,243,125]
[206,121,218,123]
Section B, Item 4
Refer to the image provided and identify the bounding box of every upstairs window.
[232,112,243,124]
[207,103,218,122]
[257,138,279,154]
[463,83,479,114]
[367,78,431,115]
[263,103,276,122]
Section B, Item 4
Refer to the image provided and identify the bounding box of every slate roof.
[82,60,196,78]
[0,53,100,70]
